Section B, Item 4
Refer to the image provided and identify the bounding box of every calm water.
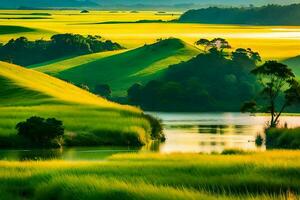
[152,112,300,153]
[1,113,300,161]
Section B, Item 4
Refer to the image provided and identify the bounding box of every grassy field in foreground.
[0,151,299,199]
[34,38,201,96]
[0,10,299,60]
[0,61,152,147]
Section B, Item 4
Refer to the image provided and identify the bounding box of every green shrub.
[16,116,64,148]
[221,149,250,155]
[255,134,264,146]
[143,114,165,142]
[266,128,300,149]
[64,128,147,147]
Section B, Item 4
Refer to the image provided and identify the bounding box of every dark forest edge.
[125,38,300,113]
[179,4,300,25]
[0,33,124,66]
[127,38,260,111]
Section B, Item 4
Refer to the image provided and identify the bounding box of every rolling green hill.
[30,50,127,75]
[0,61,152,147]
[34,38,202,96]
[283,55,300,79]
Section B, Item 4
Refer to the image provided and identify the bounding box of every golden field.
[0,10,299,60]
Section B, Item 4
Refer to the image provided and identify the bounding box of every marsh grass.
[0,151,299,199]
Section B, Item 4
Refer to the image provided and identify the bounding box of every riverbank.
[0,151,299,200]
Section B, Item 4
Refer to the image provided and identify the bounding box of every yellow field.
[0,10,300,60]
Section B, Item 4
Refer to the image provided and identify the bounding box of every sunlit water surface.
[152,112,300,153]
[0,113,300,161]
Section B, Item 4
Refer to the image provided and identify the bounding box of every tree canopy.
[179,4,300,25]
[16,116,64,147]
[195,38,231,52]
[0,34,124,66]
[242,61,300,127]
[128,43,259,111]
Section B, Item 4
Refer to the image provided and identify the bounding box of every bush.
[16,116,64,148]
[221,149,250,155]
[255,134,264,146]
[143,114,165,142]
[94,84,111,98]
[266,128,300,149]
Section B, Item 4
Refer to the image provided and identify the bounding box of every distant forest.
[0,34,123,66]
[179,4,300,25]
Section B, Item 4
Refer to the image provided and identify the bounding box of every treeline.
[179,4,300,25]
[0,34,124,66]
[127,45,260,111]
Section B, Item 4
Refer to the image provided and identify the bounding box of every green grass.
[0,61,152,147]
[34,38,201,96]
[0,151,299,199]
[266,128,300,149]
[30,50,127,74]
[283,55,300,79]
[0,25,36,35]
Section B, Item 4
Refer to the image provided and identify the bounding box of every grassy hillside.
[30,50,127,74]
[0,61,152,147]
[0,151,300,199]
[283,55,300,79]
[35,38,202,96]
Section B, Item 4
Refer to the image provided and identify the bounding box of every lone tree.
[80,10,89,13]
[195,38,231,52]
[94,84,112,98]
[242,61,300,127]
[16,116,64,147]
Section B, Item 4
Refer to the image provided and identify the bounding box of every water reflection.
[150,112,300,153]
[0,147,139,161]
[0,113,299,160]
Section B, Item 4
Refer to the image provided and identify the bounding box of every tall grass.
[0,151,299,199]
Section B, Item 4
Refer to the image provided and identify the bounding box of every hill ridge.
[34,38,202,96]
[0,61,135,111]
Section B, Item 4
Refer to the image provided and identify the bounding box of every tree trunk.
[270,100,276,128]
